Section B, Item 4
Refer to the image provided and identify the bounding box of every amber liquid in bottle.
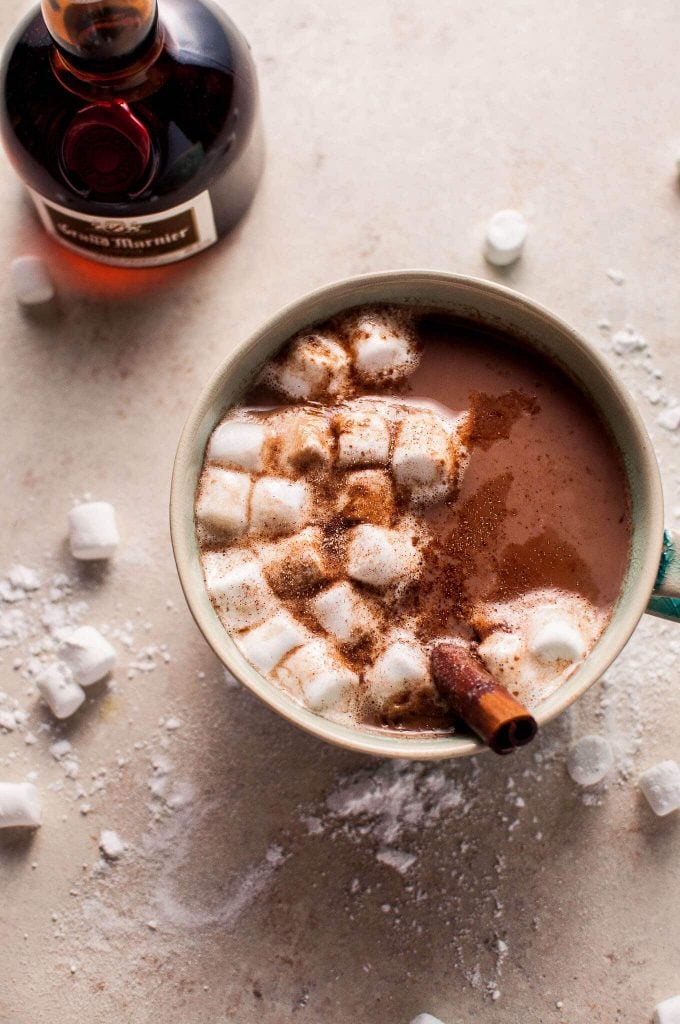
[1,0,264,267]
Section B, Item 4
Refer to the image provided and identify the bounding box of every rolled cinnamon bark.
[431,642,538,755]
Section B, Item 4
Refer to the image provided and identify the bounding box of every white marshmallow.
[347,524,423,589]
[236,611,308,673]
[0,782,42,829]
[58,626,116,687]
[350,316,420,383]
[367,636,430,702]
[208,420,266,472]
[336,410,391,467]
[337,469,395,525]
[11,255,55,306]
[36,662,86,719]
[261,527,330,591]
[205,556,277,630]
[250,477,310,536]
[312,583,376,645]
[68,502,120,561]
[477,631,524,688]
[265,333,350,400]
[411,1016,446,1024]
[99,829,125,859]
[392,410,459,504]
[529,618,586,663]
[567,735,614,787]
[484,209,528,267]
[638,760,680,817]
[655,995,680,1024]
[278,640,359,712]
[276,412,333,473]
[195,467,251,538]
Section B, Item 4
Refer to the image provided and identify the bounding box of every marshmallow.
[11,255,55,306]
[350,315,420,383]
[250,477,310,536]
[337,469,395,526]
[655,996,680,1024]
[347,524,423,589]
[195,467,251,538]
[261,527,330,592]
[204,555,277,630]
[99,829,125,859]
[278,640,358,712]
[0,782,42,829]
[484,209,528,267]
[336,409,391,467]
[392,409,459,504]
[236,610,308,673]
[36,662,86,719]
[58,626,116,686]
[477,631,524,688]
[529,618,586,663]
[312,583,376,645]
[411,1016,446,1024]
[567,735,613,787]
[68,502,120,561]
[208,420,266,472]
[638,760,680,817]
[277,412,333,473]
[366,636,430,702]
[264,333,350,400]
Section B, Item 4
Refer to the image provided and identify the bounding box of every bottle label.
[28,190,218,268]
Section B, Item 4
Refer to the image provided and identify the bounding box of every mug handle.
[647,529,680,621]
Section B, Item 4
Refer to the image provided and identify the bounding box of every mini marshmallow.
[347,523,423,589]
[367,636,430,702]
[567,735,613,787]
[250,477,310,536]
[337,469,395,526]
[277,412,333,473]
[392,409,459,504]
[529,618,586,663]
[205,556,277,630]
[36,662,86,720]
[59,626,116,686]
[99,829,125,859]
[638,760,680,817]
[236,610,308,673]
[208,420,266,472]
[484,209,528,267]
[195,467,251,538]
[11,255,55,306]
[278,640,358,712]
[261,527,330,592]
[312,583,376,645]
[335,410,391,467]
[0,782,42,829]
[477,631,524,687]
[350,316,420,383]
[264,333,350,400]
[68,502,120,561]
[654,995,680,1024]
[410,1016,446,1024]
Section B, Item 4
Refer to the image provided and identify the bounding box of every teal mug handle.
[648,530,680,622]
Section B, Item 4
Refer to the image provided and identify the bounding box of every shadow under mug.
[170,271,680,761]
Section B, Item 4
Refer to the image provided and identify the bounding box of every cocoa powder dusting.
[469,390,540,450]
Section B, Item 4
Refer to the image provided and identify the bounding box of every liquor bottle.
[0,0,264,268]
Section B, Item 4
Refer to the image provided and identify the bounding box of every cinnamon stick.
[431,643,538,755]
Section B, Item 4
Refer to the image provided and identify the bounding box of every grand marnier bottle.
[1,0,264,267]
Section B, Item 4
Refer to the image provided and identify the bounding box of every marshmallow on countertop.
[349,314,420,384]
[366,634,431,703]
[277,639,359,713]
[203,553,278,630]
[260,527,330,593]
[638,760,680,817]
[59,626,116,686]
[347,523,423,590]
[312,582,376,645]
[100,829,125,859]
[0,782,42,829]
[68,502,120,561]
[484,209,528,267]
[337,469,395,526]
[36,662,86,720]
[567,735,614,787]
[392,408,464,505]
[236,610,308,673]
[276,411,333,474]
[655,996,680,1024]
[250,477,311,536]
[11,255,55,307]
[208,419,267,472]
[195,467,251,539]
[335,408,391,467]
[263,333,351,401]
[410,1016,447,1024]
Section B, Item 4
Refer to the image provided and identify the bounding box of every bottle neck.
[41,0,159,72]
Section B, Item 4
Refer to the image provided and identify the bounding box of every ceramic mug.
[170,271,680,760]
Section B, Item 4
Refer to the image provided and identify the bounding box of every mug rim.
[170,269,664,760]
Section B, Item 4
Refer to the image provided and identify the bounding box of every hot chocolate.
[194,306,631,736]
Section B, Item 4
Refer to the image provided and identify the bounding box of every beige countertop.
[2,1,680,1022]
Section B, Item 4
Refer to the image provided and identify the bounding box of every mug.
[170,271,680,760]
